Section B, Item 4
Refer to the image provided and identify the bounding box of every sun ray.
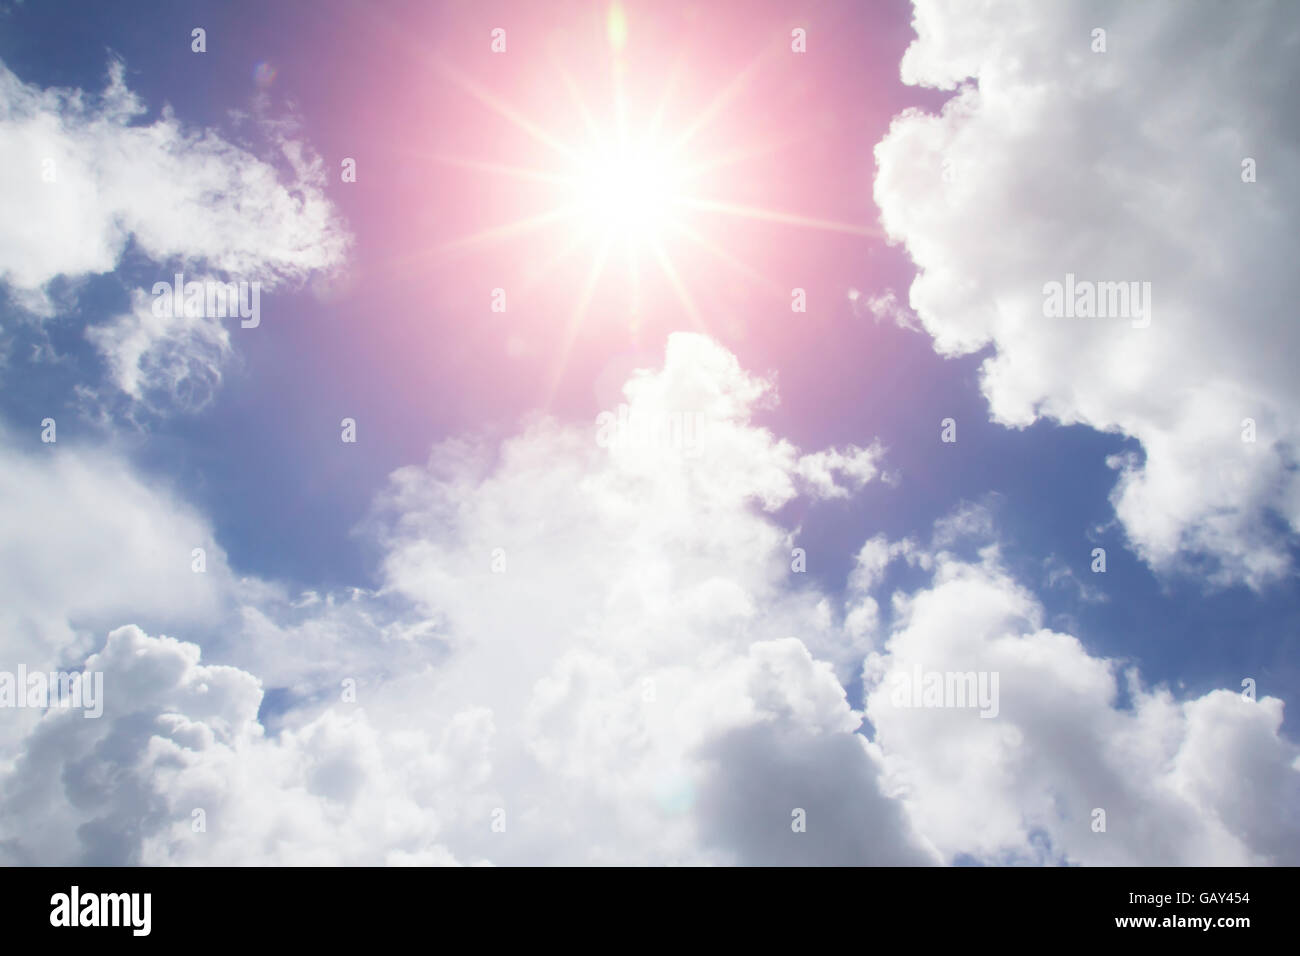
[670,221,784,297]
[611,64,630,152]
[664,46,775,161]
[553,60,603,146]
[518,223,600,298]
[645,54,688,142]
[382,206,580,280]
[626,244,641,329]
[676,128,810,183]
[650,242,708,334]
[414,151,578,188]
[431,58,581,164]
[432,206,581,254]
[545,231,615,406]
[607,3,631,151]
[676,197,879,238]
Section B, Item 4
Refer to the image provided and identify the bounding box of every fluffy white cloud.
[859,528,1300,865]
[0,433,228,667]
[0,334,939,865]
[0,625,465,866]
[0,58,348,297]
[0,57,349,410]
[0,430,240,764]
[0,334,1294,865]
[874,0,1300,586]
[364,332,933,864]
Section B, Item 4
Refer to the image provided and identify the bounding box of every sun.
[395,1,877,397]
[572,139,683,246]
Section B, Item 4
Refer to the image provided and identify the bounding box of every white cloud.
[874,0,1300,587]
[0,333,938,865]
[84,283,232,414]
[0,433,229,669]
[856,287,920,331]
[363,332,932,864]
[0,624,466,866]
[0,430,242,777]
[0,58,349,296]
[0,333,1293,865]
[863,543,1300,865]
[0,57,349,411]
[795,444,886,499]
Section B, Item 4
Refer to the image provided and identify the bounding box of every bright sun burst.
[412,1,876,396]
[572,139,682,245]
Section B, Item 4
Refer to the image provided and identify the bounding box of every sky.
[0,0,1297,865]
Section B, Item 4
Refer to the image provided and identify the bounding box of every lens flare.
[379,1,879,398]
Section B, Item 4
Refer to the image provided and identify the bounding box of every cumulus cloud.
[0,625,464,866]
[0,433,228,668]
[0,334,938,865]
[364,332,931,864]
[861,537,1300,865]
[874,0,1300,586]
[0,334,1293,865]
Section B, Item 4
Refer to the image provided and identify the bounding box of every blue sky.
[1,0,1297,865]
